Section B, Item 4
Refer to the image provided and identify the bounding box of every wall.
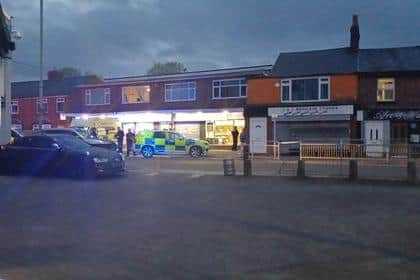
[12,96,71,130]
[246,75,358,106]
[247,78,279,105]
[359,73,420,109]
[70,77,248,114]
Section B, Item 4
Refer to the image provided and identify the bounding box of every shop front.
[364,109,420,144]
[268,105,355,144]
[67,108,244,145]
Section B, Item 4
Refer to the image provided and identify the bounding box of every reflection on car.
[0,134,124,178]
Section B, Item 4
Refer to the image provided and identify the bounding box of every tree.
[146,62,187,75]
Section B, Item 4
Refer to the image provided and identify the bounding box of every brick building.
[67,65,271,145]
[11,71,101,131]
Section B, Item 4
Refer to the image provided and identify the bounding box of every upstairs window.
[377,78,395,102]
[165,82,196,102]
[85,88,111,106]
[281,77,330,102]
[36,98,48,114]
[213,78,247,99]
[122,85,151,104]
[56,97,65,113]
[11,100,18,114]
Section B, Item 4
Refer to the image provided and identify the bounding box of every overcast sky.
[4,0,420,81]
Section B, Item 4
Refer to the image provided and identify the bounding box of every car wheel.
[141,146,154,158]
[189,146,202,158]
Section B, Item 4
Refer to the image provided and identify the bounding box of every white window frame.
[36,98,48,114]
[212,78,247,100]
[11,100,19,114]
[164,82,196,102]
[122,85,151,104]
[85,88,111,106]
[377,78,395,102]
[281,76,330,103]
[56,97,65,113]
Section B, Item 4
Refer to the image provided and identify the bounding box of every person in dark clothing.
[126,129,136,157]
[89,127,98,139]
[115,127,124,153]
[231,126,239,151]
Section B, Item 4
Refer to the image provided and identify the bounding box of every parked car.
[11,129,23,144]
[135,130,209,158]
[0,134,124,178]
[39,128,118,151]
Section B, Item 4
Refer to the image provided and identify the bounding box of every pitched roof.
[12,75,102,98]
[358,46,420,73]
[272,48,357,78]
[100,65,272,86]
[272,46,420,77]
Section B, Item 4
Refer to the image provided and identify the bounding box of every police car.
[135,130,209,158]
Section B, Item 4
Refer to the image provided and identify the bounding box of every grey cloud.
[5,0,420,81]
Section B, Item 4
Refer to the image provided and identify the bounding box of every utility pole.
[39,0,44,129]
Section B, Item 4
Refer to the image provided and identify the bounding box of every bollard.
[223,159,236,176]
[243,144,252,176]
[297,159,305,178]
[407,160,416,183]
[349,159,358,181]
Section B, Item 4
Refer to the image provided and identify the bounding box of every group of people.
[114,127,136,156]
[89,127,136,157]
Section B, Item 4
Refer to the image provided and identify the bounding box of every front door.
[364,120,390,157]
[250,117,267,154]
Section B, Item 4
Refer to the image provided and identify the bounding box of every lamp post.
[39,0,44,129]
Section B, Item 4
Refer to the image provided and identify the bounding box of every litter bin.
[223,159,236,176]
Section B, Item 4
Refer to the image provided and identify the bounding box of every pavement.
[0,165,420,279]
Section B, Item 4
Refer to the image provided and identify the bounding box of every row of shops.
[67,109,245,145]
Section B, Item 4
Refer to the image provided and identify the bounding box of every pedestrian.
[231,126,239,151]
[114,127,124,153]
[126,129,136,157]
[89,127,98,139]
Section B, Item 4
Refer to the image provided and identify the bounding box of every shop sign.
[268,105,353,117]
[367,110,420,121]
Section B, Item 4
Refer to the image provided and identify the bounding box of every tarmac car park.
[135,130,209,158]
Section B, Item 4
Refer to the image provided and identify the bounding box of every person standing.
[115,127,124,153]
[89,127,98,139]
[231,126,239,151]
[126,129,136,157]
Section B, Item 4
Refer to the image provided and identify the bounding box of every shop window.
[377,78,395,102]
[165,82,196,102]
[391,122,408,143]
[11,100,18,114]
[281,77,330,102]
[85,88,111,106]
[36,98,48,114]
[56,97,65,113]
[122,85,150,104]
[212,78,247,99]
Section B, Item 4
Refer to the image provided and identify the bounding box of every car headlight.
[93,157,109,163]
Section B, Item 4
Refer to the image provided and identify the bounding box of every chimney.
[47,70,64,80]
[350,15,360,51]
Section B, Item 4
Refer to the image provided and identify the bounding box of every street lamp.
[39,0,44,129]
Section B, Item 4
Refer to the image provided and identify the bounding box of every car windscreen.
[72,127,89,138]
[51,135,91,150]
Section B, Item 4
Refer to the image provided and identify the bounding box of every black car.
[39,128,118,151]
[0,134,124,178]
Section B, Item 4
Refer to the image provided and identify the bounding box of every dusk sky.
[5,0,420,81]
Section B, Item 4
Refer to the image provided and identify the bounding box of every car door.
[174,133,187,153]
[27,136,62,175]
